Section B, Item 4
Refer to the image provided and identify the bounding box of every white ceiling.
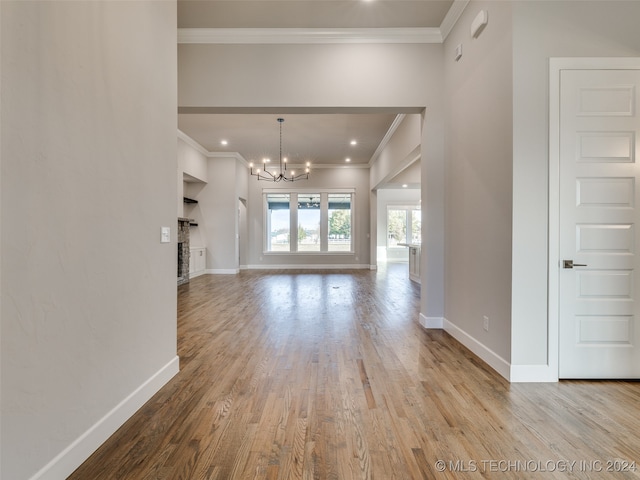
[179,113,399,166]
[177,1,457,170]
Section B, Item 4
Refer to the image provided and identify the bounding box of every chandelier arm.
[248,117,310,182]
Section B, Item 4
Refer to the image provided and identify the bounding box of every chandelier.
[249,118,310,182]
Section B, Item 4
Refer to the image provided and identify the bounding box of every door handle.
[563,260,587,269]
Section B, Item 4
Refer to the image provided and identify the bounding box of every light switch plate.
[161,226,171,243]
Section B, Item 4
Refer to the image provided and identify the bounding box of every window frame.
[386,204,421,248]
[263,188,355,255]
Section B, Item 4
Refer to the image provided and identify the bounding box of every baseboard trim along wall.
[245,264,371,270]
[509,364,559,383]
[421,315,558,382]
[442,318,511,381]
[419,313,444,329]
[30,356,180,480]
[206,268,240,274]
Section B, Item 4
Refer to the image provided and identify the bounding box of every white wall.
[419,59,446,329]
[178,136,208,247]
[1,2,178,479]
[388,160,421,188]
[179,43,438,109]
[179,137,208,183]
[236,156,249,268]
[370,114,422,189]
[178,136,208,217]
[197,156,242,272]
[510,0,640,369]
[442,1,514,370]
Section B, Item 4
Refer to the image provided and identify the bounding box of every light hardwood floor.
[69,264,640,479]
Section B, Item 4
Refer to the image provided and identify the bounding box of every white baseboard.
[206,268,240,274]
[442,318,511,381]
[369,264,377,270]
[245,264,371,270]
[189,270,206,278]
[510,364,558,383]
[30,356,180,480]
[419,313,443,328]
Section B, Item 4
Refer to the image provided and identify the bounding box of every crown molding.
[368,114,406,167]
[439,0,470,41]
[209,151,248,164]
[179,130,249,164]
[310,163,370,169]
[178,27,443,45]
[178,129,210,157]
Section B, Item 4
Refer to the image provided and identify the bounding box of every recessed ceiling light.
[350,140,357,146]
[220,140,228,146]
[402,184,408,188]
[345,158,351,162]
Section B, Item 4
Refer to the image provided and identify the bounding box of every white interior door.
[559,68,640,378]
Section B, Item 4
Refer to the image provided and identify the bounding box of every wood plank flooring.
[69,264,640,479]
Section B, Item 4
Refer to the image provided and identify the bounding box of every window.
[264,190,354,253]
[328,193,352,252]
[410,208,421,244]
[387,206,421,247]
[266,193,290,252]
[387,209,407,247]
[298,194,321,252]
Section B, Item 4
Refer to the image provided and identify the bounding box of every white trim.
[245,264,370,270]
[419,313,443,329]
[443,318,511,381]
[510,364,558,383]
[263,187,356,194]
[548,57,640,382]
[178,27,443,45]
[439,0,470,41]
[312,163,370,169]
[29,356,180,480]
[208,151,248,164]
[369,264,377,270]
[178,130,250,165]
[189,270,207,279]
[368,114,406,166]
[262,251,355,256]
[206,268,240,275]
[178,129,210,157]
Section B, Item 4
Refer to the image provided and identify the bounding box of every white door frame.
[548,57,640,381]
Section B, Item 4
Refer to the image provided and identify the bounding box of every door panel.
[559,69,640,378]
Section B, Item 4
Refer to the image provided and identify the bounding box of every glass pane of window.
[267,193,290,252]
[411,209,422,244]
[298,194,320,252]
[387,209,407,247]
[328,193,352,252]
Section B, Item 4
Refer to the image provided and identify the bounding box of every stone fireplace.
[177,217,190,285]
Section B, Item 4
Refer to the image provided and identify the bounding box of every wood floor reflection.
[70,264,640,479]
